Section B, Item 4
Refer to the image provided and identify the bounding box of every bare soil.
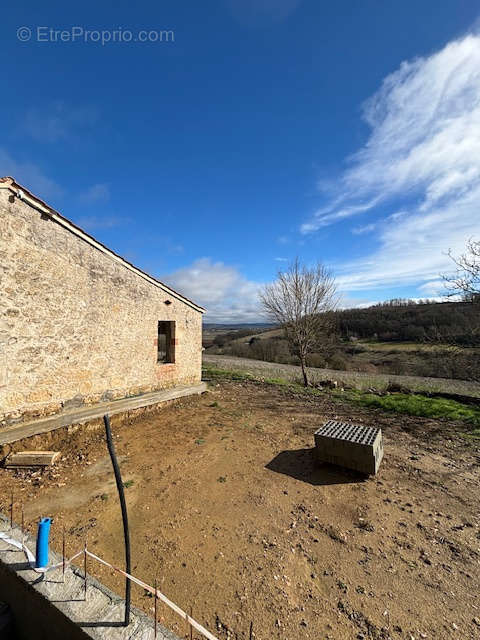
[1,379,480,640]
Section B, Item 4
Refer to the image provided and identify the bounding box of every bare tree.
[442,237,480,301]
[259,258,338,386]
[435,238,480,382]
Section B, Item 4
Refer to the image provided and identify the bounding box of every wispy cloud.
[301,200,380,233]
[274,257,289,262]
[79,183,110,204]
[163,258,264,323]
[301,31,480,294]
[76,215,130,231]
[418,279,447,296]
[23,103,98,143]
[351,223,377,235]
[0,148,63,200]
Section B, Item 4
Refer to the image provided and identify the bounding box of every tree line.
[333,299,479,346]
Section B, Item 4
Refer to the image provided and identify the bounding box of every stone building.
[0,177,205,427]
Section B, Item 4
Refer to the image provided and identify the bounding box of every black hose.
[103,414,131,626]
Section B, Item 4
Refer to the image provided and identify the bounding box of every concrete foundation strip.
[0,532,219,640]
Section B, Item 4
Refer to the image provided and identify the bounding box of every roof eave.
[0,177,206,314]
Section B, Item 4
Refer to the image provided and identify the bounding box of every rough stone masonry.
[0,177,205,428]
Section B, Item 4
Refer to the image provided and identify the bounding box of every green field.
[347,390,480,429]
[203,361,480,438]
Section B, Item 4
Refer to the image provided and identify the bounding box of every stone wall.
[0,187,203,426]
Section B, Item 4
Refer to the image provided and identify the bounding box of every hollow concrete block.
[314,420,384,475]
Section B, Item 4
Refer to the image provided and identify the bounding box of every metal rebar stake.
[62,526,66,582]
[154,577,158,639]
[84,539,87,600]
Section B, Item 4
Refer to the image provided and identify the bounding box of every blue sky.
[2,1,480,321]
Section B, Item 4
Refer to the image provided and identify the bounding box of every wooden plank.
[5,451,60,468]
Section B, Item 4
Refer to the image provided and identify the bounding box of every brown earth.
[1,379,480,640]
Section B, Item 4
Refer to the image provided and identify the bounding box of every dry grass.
[204,354,480,398]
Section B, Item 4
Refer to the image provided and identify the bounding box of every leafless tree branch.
[259,258,338,386]
[442,237,480,301]
[436,238,480,381]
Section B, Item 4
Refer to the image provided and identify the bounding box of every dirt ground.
[1,379,480,640]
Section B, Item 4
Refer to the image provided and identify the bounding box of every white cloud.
[0,148,63,200]
[351,223,376,235]
[406,296,450,303]
[23,103,98,143]
[76,215,129,230]
[274,257,289,262]
[301,199,381,233]
[336,181,480,291]
[301,32,480,294]
[337,294,378,310]
[163,258,265,323]
[417,280,447,296]
[79,183,110,204]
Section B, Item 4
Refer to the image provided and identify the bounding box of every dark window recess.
[157,321,175,364]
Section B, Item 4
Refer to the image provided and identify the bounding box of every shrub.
[307,353,327,368]
[328,352,349,371]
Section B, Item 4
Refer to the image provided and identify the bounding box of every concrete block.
[314,420,383,475]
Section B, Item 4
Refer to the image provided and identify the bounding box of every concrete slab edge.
[0,383,207,446]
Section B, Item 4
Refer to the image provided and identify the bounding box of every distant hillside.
[335,300,479,346]
[202,323,275,349]
[203,323,273,330]
[203,300,479,381]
